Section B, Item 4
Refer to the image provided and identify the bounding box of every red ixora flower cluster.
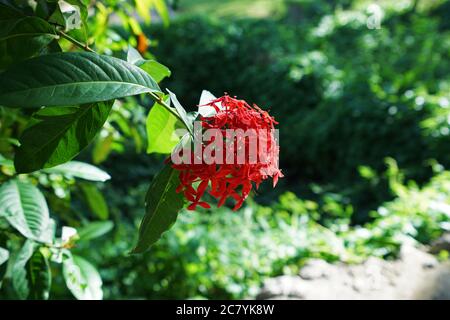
[171,95,283,211]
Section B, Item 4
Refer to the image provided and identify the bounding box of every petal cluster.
[171,95,282,210]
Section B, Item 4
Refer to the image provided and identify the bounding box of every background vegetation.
[0,0,449,299]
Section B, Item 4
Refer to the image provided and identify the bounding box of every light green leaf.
[166,89,194,135]
[77,221,114,241]
[45,161,111,182]
[0,247,9,266]
[0,52,161,108]
[146,95,182,154]
[139,60,171,83]
[127,46,171,83]
[63,254,103,300]
[12,240,36,299]
[79,183,109,220]
[132,164,184,253]
[14,101,113,173]
[0,180,50,242]
[92,132,113,164]
[153,0,170,27]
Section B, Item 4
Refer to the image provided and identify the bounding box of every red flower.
[171,95,282,211]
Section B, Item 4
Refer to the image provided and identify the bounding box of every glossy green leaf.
[0,52,161,108]
[0,247,9,266]
[146,95,182,154]
[77,221,114,241]
[63,254,103,300]
[44,161,111,182]
[132,164,184,253]
[0,180,50,242]
[0,6,57,69]
[79,183,109,220]
[14,101,113,173]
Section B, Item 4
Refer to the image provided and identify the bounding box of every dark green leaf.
[0,52,161,108]
[0,180,50,242]
[26,249,51,300]
[0,15,58,69]
[132,164,184,253]
[14,101,113,173]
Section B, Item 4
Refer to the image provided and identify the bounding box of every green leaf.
[12,240,36,299]
[77,221,114,241]
[166,89,194,135]
[14,101,113,173]
[26,248,52,300]
[146,95,182,154]
[0,247,9,266]
[0,180,50,242]
[132,164,184,253]
[0,7,57,69]
[79,183,109,220]
[139,61,171,83]
[63,254,103,300]
[92,132,113,164]
[127,46,171,83]
[44,161,111,182]
[0,52,161,108]
[49,0,86,33]
[153,0,170,27]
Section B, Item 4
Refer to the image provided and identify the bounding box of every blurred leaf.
[63,254,103,300]
[0,180,51,242]
[14,101,113,173]
[44,161,111,182]
[0,52,161,108]
[79,183,109,220]
[132,164,184,253]
[152,0,170,27]
[134,0,152,24]
[92,133,113,164]
[12,240,36,299]
[77,221,114,241]
[146,95,182,154]
[26,249,52,300]
[0,247,9,266]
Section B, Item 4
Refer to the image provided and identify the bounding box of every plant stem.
[58,30,94,53]
[57,30,184,123]
[148,91,184,122]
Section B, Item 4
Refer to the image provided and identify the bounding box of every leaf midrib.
[0,80,158,97]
